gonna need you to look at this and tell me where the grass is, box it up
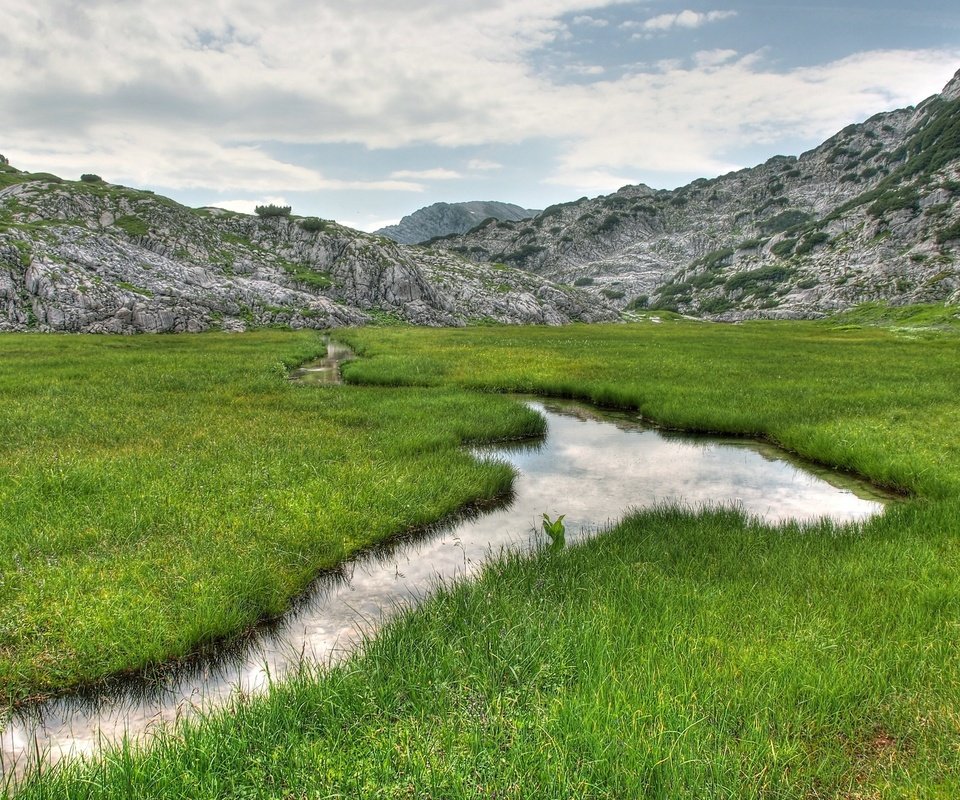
[113,215,149,238]
[0,331,543,704]
[6,320,960,797]
[826,301,960,332]
[338,321,960,499]
[15,506,960,798]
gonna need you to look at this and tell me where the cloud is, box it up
[639,9,737,32]
[0,0,958,205]
[572,15,608,27]
[542,48,960,187]
[5,130,427,194]
[564,63,606,76]
[467,159,504,171]
[389,168,463,180]
[543,168,641,193]
[693,49,739,68]
[340,217,402,233]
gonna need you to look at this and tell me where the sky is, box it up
[3,1,959,231]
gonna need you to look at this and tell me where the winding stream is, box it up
[0,342,889,782]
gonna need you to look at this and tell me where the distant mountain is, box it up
[433,68,960,319]
[375,201,540,245]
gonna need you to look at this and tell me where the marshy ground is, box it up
[3,316,960,797]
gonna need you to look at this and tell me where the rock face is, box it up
[4,69,959,333]
[433,69,960,318]
[375,201,539,245]
[0,176,613,333]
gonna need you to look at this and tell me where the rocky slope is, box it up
[0,173,612,333]
[375,201,539,245]
[432,69,960,318]
[4,70,959,333]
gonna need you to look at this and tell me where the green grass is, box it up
[17,506,960,798]
[280,264,333,290]
[113,215,149,238]
[7,320,960,798]
[115,281,154,297]
[0,332,543,703]
[826,301,960,332]
[339,322,960,498]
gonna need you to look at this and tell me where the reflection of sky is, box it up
[2,401,885,779]
[503,406,881,526]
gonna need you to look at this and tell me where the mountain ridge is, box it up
[375,200,540,245]
[0,174,613,333]
[2,68,958,332]
[430,68,960,318]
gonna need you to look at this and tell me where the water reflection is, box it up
[0,392,888,782]
[286,340,354,384]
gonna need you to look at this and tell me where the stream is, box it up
[0,342,889,782]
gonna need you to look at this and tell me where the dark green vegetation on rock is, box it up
[9,320,960,798]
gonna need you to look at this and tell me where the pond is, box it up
[0,345,889,781]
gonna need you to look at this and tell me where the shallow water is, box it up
[286,340,354,384]
[0,348,888,781]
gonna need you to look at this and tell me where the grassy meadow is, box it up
[0,331,543,702]
[6,317,960,798]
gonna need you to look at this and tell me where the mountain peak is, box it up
[941,68,960,102]
[375,200,539,244]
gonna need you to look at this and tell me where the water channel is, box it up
[0,342,890,782]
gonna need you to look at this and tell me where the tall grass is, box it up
[16,505,960,798]
[0,332,543,702]
[7,320,960,797]
[339,322,960,498]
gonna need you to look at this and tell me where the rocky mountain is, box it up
[375,201,539,245]
[0,173,613,333]
[431,69,960,319]
[4,70,958,334]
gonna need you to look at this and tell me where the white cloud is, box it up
[693,49,739,68]
[640,9,737,32]
[572,15,608,27]
[340,217,402,233]
[543,168,641,192]
[467,159,504,171]
[5,128,426,193]
[565,63,606,76]
[389,168,463,180]
[0,0,957,205]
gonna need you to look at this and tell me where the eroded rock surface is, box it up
[0,180,611,333]
[432,69,960,318]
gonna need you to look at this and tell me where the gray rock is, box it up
[376,201,540,245]
[0,182,607,333]
[432,69,960,319]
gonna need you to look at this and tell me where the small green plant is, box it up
[760,209,812,235]
[80,173,103,183]
[114,215,149,238]
[299,217,329,233]
[795,231,830,255]
[255,204,292,218]
[771,239,797,257]
[542,513,566,549]
[600,288,626,300]
[936,220,960,244]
